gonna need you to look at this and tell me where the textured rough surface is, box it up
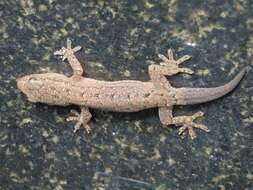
[0,0,252,190]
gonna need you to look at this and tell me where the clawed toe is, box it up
[66,109,80,121]
[194,124,210,132]
[178,125,197,139]
[180,68,194,74]
[192,111,204,119]
[177,55,191,64]
[66,116,79,121]
[73,120,91,134]
[70,109,79,117]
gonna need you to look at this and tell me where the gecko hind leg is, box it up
[66,107,92,133]
[158,107,209,139]
[158,49,194,74]
[148,49,193,84]
[173,111,209,139]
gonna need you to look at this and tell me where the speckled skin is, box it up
[17,72,173,111]
[17,39,245,139]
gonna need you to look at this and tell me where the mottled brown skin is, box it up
[17,39,246,139]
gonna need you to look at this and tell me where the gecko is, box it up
[16,39,246,139]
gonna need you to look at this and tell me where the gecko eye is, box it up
[26,76,43,90]
[28,77,39,83]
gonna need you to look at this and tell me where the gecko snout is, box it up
[16,75,42,103]
[17,76,26,91]
[16,75,37,94]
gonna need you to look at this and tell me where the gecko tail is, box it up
[176,67,247,105]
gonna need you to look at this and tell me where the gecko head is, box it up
[16,74,45,102]
[17,73,70,105]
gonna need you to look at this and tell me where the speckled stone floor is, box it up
[0,0,252,189]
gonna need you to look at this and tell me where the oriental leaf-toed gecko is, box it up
[17,39,246,139]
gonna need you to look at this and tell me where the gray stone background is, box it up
[0,0,252,189]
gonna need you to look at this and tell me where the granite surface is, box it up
[0,0,252,189]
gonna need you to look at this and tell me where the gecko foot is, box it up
[66,109,92,134]
[173,111,210,139]
[158,49,193,74]
[54,38,82,61]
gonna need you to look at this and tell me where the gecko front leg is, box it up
[54,38,83,77]
[54,39,92,133]
[158,107,209,139]
[66,107,92,133]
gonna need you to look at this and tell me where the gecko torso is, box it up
[18,73,175,111]
[17,39,246,139]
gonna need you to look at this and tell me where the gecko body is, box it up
[18,73,174,111]
[17,39,246,139]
